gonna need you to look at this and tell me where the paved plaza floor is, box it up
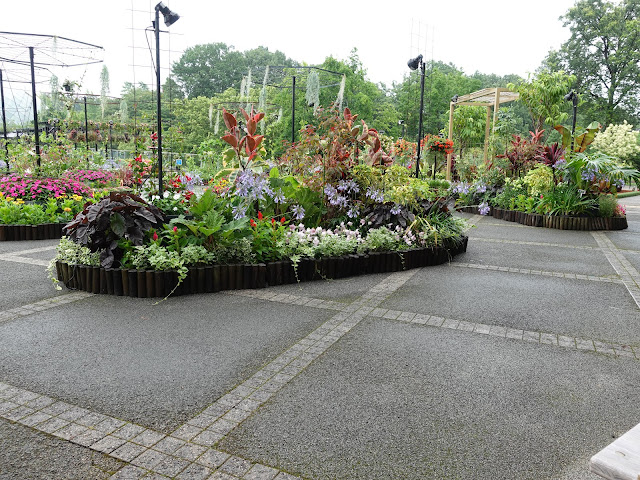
[0,196,639,479]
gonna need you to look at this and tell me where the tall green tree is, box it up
[172,43,296,98]
[547,0,640,125]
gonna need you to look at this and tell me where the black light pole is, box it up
[83,96,89,167]
[109,120,114,162]
[28,47,41,169]
[291,75,296,144]
[565,90,578,154]
[398,119,405,139]
[408,54,425,178]
[0,69,8,173]
[153,2,180,197]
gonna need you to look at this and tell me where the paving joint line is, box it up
[364,308,637,360]
[0,255,51,267]
[472,237,600,251]
[0,292,93,325]
[450,262,623,284]
[592,232,640,309]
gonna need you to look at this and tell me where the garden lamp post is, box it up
[153,1,179,196]
[0,69,8,173]
[83,96,89,167]
[408,54,425,178]
[109,120,114,162]
[565,90,578,154]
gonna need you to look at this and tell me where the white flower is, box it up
[173,193,181,200]
[163,191,170,198]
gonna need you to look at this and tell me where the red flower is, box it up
[280,217,285,224]
[152,231,158,241]
[173,226,178,233]
[271,218,275,225]
[257,211,263,220]
[250,219,256,227]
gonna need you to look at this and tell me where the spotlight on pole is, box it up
[153,2,179,197]
[407,54,425,178]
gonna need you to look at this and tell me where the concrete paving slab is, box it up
[604,230,640,251]
[470,223,599,246]
[0,418,123,479]
[0,260,66,310]
[0,239,59,255]
[454,240,617,277]
[265,272,391,303]
[0,294,334,433]
[219,318,640,480]
[379,266,640,346]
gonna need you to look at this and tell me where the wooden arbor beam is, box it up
[445,87,519,181]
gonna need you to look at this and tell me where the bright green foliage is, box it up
[447,105,487,158]
[598,194,618,217]
[592,121,640,162]
[523,164,554,195]
[508,70,575,132]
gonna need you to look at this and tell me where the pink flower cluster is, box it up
[62,169,116,185]
[0,175,93,202]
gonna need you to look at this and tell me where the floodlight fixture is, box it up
[407,54,423,71]
[451,94,459,103]
[156,2,180,27]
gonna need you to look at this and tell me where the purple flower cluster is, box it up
[475,183,487,193]
[235,170,274,202]
[450,182,470,195]
[325,184,349,208]
[365,187,384,203]
[478,202,491,216]
[337,179,359,194]
[291,204,305,220]
[179,172,203,190]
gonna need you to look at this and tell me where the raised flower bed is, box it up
[0,222,66,241]
[54,237,468,298]
[457,205,627,230]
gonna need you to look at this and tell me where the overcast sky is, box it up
[3,0,576,120]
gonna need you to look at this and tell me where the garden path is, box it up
[0,196,639,479]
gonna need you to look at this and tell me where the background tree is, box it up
[507,70,575,134]
[546,0,640,125]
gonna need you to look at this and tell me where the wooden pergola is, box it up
[446,87,519,180]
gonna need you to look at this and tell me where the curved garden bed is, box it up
[54,237,468,297]
[458,206,627,231]
[0,223,66,241]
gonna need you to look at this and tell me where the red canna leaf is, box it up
[247,119,257,136]
[253,135,264,151]
[246,136,256,152]
[222,134,238,148]
[240,108,250,122]
[222,109,236,130]
[253,112,265,123]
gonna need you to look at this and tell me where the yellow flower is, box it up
[63,207,72,212]
[6,196,13,201]
[72,195,83,202]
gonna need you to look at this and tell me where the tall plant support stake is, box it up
[0,69,8,172]
[29,47,41,169]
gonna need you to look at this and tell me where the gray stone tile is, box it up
[130,448,169,469]
[114,423,147,440]
[153,436,187,454]
[243,463,280,480]
[176,463,213,480]
[174,443,208,462]
[131,429,166,447]
[220,455,252,476]
[111,442,148,462]
[153,455,192,477]
[195,448,230,469]
[110,465,148,480]
[90,434,127,454]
